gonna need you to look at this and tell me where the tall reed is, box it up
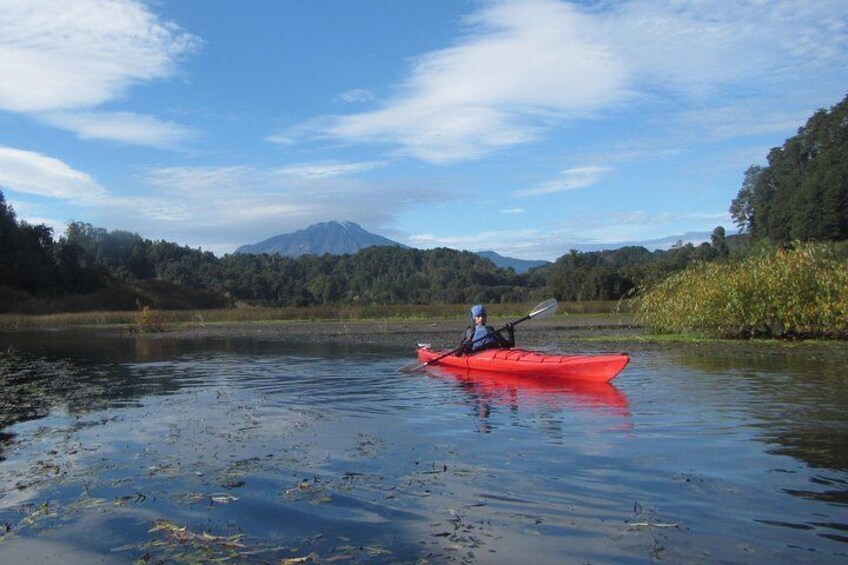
[639,242,848,338]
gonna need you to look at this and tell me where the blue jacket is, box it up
[461,324,515,353]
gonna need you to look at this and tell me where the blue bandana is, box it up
[471,304,486,319]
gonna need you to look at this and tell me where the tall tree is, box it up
[730,94,848,242]
[0,191,58,293]
[0,192,16,287]
[710,226,729,257]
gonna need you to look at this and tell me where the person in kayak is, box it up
[460,304,514,354]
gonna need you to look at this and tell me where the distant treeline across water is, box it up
[0,206,730,312]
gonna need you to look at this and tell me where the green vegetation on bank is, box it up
[639,242,848,339]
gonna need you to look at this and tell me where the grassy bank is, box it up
[0,300,633,331]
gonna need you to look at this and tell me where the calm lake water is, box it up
[1,330,846,564]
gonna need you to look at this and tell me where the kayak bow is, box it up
[416,346,629,383]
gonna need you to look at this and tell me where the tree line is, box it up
[2,92,845,313]
[1,194,733,312]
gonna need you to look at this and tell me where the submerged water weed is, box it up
[1,496,124,543]
[138,519,247,562]
[639,242,848,339]
[131,519,394,564]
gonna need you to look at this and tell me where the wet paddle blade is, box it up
[528,298,557,320]
[398,360,429,373]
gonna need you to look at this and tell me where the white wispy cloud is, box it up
[143,165,254,194]
[408,229,544,251]
[677,104,814,141]
[577,210,731,244]
[40,111,198,149]
[273,161,386,180]
[126,162,444,251]
[0,0,199,145]
[0,146,108,202]
[569,143,683,167]
[514,166,611,197]
[274,0,630,163]
[601,0,848,99]
[337,89,377,104]
[0,152,413,252]
[408,227,567,260]
[143,160,386,192]
[408,209,732,260]
[276,0,847,164]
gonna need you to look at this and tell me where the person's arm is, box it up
[491,323,515,348]
[457,326,473,355]
[503,323,515,348]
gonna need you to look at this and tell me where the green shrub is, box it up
[639,242,848,339]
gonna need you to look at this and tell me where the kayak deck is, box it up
[416,346,629,383]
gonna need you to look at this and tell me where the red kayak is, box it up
[416,346,629,383]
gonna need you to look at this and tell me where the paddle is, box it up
[398,298,558,373]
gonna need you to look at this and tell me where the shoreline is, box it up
[150,315,639,345]
[3,316,845,360]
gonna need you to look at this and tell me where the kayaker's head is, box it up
[471,304,487,324]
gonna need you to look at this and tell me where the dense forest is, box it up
[0,192,732,313]
[1,93,846,314]
[730,94,848,241]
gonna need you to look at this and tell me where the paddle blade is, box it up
[398,360,428,373]
[529,298,558,320]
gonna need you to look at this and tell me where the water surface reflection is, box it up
[0,332,846,563]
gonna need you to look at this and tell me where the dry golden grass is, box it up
[0,300,632,331]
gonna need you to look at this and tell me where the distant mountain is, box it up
[476,251,550,274]
[236,221,405,257]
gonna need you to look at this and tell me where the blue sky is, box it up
[1,0,846,260]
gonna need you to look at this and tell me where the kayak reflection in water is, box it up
[460,304,515,354]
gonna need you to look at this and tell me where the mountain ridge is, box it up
[236,221,406,257]
[236,222,548,271]
[476,251,550,274]
[236,221,714,265]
